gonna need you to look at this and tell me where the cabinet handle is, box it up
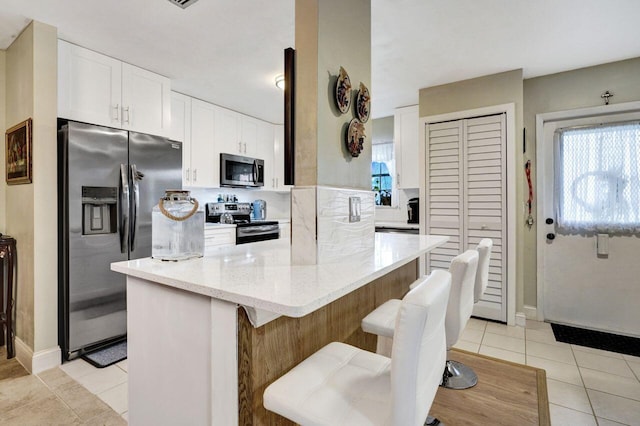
[112,104,120,122]
[396,173,400,186]
[272,178,274,188]
[238,142,242,153]
[276,177,279,187]
[123,106,130,124]
[193,169,197,182]
[185,168,190,182]
[244,143,247,154]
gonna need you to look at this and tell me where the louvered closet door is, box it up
[426,114,506,322]
[426,121,464,271]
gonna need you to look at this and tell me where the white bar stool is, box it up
[263,270,452,426]
[362,249,481,389]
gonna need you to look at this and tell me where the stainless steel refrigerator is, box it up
[58,120,182,360]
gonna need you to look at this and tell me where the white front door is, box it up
[538,107,640,337]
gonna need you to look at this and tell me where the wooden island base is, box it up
[238,259,418,425]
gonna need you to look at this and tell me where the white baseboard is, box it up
[14,337,61,374]
[515,312,527,327]
[15,337,33,373]
[523,305,538,321]
[32,346,61,374]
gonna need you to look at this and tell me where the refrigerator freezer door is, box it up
[128,132,182,260]
[64,122,129,354]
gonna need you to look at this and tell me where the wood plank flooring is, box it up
[431,349,550,425]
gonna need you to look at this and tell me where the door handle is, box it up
[130,164,141,251]
[119,164,130,254]
[112,104,120,122]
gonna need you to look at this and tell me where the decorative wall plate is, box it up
[335,66,352,114]
[356,82,370,123]
[346,118,366,157]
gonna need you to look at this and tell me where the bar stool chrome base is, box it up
[441,359,478,389]
[426,415,444,425]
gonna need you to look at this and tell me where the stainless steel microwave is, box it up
[220,153,265,187]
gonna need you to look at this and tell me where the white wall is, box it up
[4,21,58,368]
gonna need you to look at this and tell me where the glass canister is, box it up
[152,190,204,261]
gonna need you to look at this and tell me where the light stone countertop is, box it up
[204,223,237,230]
[111,233,448,318]
[375,221,420,230]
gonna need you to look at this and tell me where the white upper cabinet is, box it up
[272,124,291,191]
[58,40,122,128]
[170,92,192,186]
[394,105,420,189]
[121,63,171,137]
[170,92,281,190]
[190,99,217,187]
[213,105,240,156]
[239,116,258,156]
[58,40,171,137]
[255,120,274,190]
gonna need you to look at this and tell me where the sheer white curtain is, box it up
[372,142,395,177]
[372,142,396,207]
[555,122,640,233]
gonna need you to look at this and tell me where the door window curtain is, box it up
[555,121,640,233]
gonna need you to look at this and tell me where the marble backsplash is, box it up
[291,186,375,264]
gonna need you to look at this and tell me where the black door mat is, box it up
[551,323,640,358]
[81,340,127,368]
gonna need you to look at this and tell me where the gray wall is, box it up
[522,57,640,307]
[295,0,371,190]
[372,116,393,144]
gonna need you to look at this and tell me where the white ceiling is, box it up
[1,0,640,124]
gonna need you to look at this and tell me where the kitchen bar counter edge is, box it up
[111,233,448,319]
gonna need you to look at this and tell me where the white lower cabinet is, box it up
[204,227,236,253]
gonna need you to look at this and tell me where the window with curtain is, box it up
[371,142,395,206]
[555,121,640,233]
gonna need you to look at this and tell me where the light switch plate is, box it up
[349,196,361,223]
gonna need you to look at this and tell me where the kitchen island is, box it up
[111,233,448,425]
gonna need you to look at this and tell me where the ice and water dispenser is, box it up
[82,186,117,235]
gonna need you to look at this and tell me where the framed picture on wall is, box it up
[5,118,33,185]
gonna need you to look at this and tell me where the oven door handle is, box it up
[239,225,279,234]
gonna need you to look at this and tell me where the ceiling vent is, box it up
[167,0,200,9]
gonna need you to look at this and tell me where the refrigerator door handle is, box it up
[119,164,130,254]
[130,164,140,251]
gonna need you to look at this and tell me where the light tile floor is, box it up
[453,318,640,426]
[58,358,129,422]
[7,318,638,425]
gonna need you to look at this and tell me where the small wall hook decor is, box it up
[601,90,614,105]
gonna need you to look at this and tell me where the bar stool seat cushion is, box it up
[361,299,401,338]
[264,341,393,425]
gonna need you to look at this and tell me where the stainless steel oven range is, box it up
[205,202,280,244]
